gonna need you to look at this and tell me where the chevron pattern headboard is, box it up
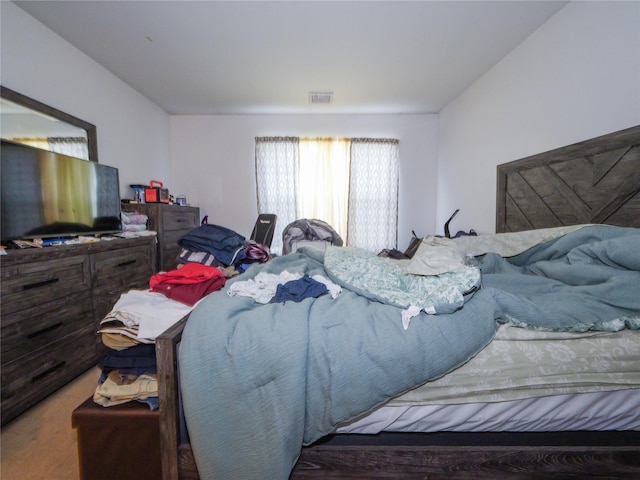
[496,125,640,233]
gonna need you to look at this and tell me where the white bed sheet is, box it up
[336,388,640,434]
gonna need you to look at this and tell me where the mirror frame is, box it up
[1,85,98,163]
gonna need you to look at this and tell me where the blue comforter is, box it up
[178,225,640,479]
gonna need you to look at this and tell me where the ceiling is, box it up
[14,0,569,115]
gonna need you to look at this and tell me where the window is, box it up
[298,138,351,238]
[255,137,399,254]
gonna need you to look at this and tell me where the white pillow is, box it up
[405,225,588,276]
[404,238,465,276]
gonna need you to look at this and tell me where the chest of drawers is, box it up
[0,236,156,424]
[121,203,199,272]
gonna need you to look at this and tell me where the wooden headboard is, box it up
[496,125,640,233]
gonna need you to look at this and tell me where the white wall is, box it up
[438,1,640,234]
[8,1,637,242]
[170,114,437,249]
[0,1,171,198]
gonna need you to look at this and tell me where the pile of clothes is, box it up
[94,221,274,409]
[120,210,148,233]
[94,263,228,409]
[93,343,159,409]
[177,222,271,274]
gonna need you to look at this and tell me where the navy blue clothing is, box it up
[100,344,157,375]
[270,274,328,303]
[179,224,246,266]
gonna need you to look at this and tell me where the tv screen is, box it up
[1,140,122,243]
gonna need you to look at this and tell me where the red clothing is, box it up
[150,263,226,306]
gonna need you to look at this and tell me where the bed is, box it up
[156,125,640,479]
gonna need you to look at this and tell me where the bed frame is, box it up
[496,125,640,233]
[157,125,640,479]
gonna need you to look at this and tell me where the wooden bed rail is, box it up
[156,314,190,480]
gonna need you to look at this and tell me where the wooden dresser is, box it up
[121,203,199,272]
[0,236,156,425]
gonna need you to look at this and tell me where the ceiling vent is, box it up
[309,92,333,104]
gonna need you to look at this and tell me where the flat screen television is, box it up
[1,140,122,243]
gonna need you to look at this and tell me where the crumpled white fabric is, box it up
[401,306,422,330]
[227,271,342,304]
[227,271,302,304]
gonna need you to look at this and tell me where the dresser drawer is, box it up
[164,228,191,246]
[92,244,154,297]
[1,290,93,365]
[162,207,199,231]
[93,293,124,325]
[160,246,182,272]
[161,229,193,271]
[0,255,90,316]
[1,324,100,424]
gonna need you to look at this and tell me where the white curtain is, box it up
[298,138,350,240]
[255,137,299,255]
[348,138,399,252]
[6,136,89,160]
[48,137,90,160]
[255,136,399,254]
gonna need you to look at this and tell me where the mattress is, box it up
[336,324,640,434]
[336,389,640,434]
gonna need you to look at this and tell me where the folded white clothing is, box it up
[103,289,193,341]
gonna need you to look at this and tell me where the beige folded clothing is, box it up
[93,371,158,408]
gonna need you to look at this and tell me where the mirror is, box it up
[0,85,98,162]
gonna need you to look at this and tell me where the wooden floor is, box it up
[1,366,100,480]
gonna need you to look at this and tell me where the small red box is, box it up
[145,180,169,203]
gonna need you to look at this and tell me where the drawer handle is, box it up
[117,259,137,267]
[32,361,66,383]
[27,322,63,340]
[23,278,59,290]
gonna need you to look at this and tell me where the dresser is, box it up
[121,203,200,272]
[0,236,156,425]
